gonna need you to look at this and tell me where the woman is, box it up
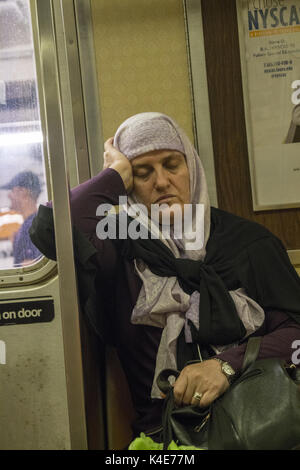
[31,112,300,439]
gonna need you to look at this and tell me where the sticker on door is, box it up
[0,299,54,326]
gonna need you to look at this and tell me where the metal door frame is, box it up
[31,0,88,449]
[74,0,104,177]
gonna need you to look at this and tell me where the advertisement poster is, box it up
[237,0,300,210]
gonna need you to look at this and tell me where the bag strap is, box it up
[241,336,262,372]
[156,369,180,395]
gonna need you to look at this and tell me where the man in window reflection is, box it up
[0,171,42,267]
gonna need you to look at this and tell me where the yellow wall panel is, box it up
[90,0,194,142]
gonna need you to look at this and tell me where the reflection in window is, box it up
[0,0,47,269]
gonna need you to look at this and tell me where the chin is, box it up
[157,203,184,227]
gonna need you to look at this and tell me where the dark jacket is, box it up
[30,168,300,436]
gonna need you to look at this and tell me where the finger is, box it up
[104,137,114,151]
[173,374,188,407]
[103,151,113,169]
[191,391,204,407]
[173,367,199,406]
[181,383,198,406]
[198,389,219,408]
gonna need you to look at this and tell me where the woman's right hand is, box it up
[103,138,133,193]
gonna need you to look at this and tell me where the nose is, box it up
[154,167,170,190]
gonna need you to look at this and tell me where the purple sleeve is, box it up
[215,309,300,371]
[69,168,127,277]
[70,168,126,230]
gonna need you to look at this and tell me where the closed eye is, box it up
[164,157,182,171]
[165,163,179,170]
[133,168,152,179]
[132,153,185,177]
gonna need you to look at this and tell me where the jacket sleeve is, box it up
[217,236,300,371]
[31,168,127,279]
[216,309,300,372]
[30,168,128,342]
[69,168,127,278]
[235,235,300,324]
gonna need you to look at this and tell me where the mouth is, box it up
[154,194,176,204]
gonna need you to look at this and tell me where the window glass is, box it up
[0,0,47,269]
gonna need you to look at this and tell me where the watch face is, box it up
[222,363,235,376]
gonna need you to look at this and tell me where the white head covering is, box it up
[113,112,264,398]
[114,112,211,259]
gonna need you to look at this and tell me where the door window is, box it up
[0,0,47,269]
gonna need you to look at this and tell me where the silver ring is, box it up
[193,392,203,401]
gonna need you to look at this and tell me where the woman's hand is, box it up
[103,138,133,193]
[173,359,230,407]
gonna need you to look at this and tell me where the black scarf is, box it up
[30,205,300,350]
[119,206,300,348]
[121,229,246,346]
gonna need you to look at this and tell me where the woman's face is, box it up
[131,149,190,224]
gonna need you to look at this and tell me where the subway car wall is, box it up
[0,0,299,451]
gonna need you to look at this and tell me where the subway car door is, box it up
[0,0,105,450]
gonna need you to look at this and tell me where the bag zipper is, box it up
[194,412,210,433]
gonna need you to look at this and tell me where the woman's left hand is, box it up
[172,359,230,408]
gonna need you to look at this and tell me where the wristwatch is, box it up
[213,358,236,384]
